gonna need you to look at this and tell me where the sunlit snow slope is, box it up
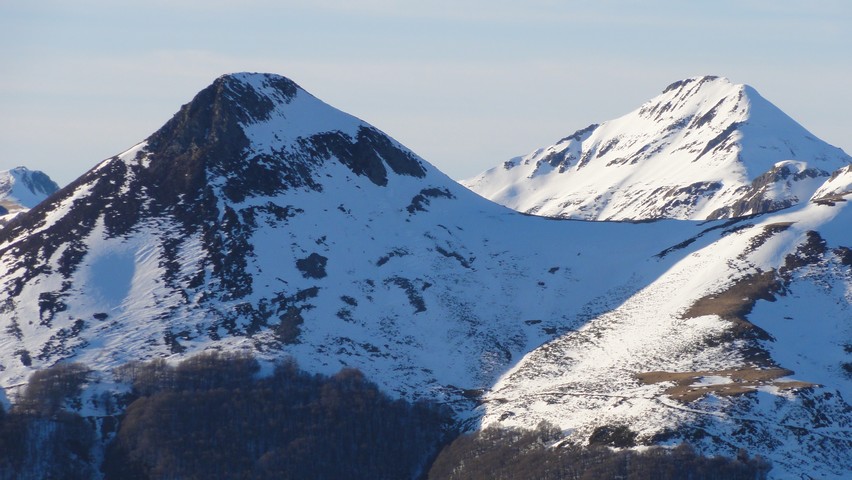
[463,76,851,221]
[482,191,852,477]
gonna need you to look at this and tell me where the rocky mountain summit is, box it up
[463,76,852,221]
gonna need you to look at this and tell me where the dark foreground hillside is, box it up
[1,353,454,480]
[0,354,771,480]
[428,423,772,480]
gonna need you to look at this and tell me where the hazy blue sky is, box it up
[2,1,850,185]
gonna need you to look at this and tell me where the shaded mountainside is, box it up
[463,76,852,221]
[0,353,455,480]
[0,73,849,478]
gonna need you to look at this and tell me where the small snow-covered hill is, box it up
[0,167,60,223]
[463,76,851,221]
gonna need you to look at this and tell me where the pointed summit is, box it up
[137,72,427,204]
[1,73,432,239]
[0,71,477,392]
[0,73,449,353]
[463,75,852,220]
[0,166,60,206]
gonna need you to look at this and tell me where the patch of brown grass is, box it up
[683,269,782,350]
[636,368,815,403]
[741,222,793,256]
[683,270,783,322]
[683,224,793,330]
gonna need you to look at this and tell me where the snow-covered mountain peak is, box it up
[0,72,483,392]
[205,72,365,141]
[643,75,746,122]
[135,72,428,202]
[464,76,851,221]
[0,166,59,208]
[0,166,60,224]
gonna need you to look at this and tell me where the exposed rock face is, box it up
[464,76,852,221]
[706,162,831,219]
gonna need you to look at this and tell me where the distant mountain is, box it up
[0,167,60,223]
[0,73,848,478]
[463,76,852,221]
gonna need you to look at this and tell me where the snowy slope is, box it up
[811,164,852,203]
[0,73,848,478]
[0,167,60,224]
[481,192,852,477]
[463,76,852,221]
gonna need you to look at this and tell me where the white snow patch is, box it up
[690,375,732,387]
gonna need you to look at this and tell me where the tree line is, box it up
[104,351,455,479]
[0,352,455,479]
